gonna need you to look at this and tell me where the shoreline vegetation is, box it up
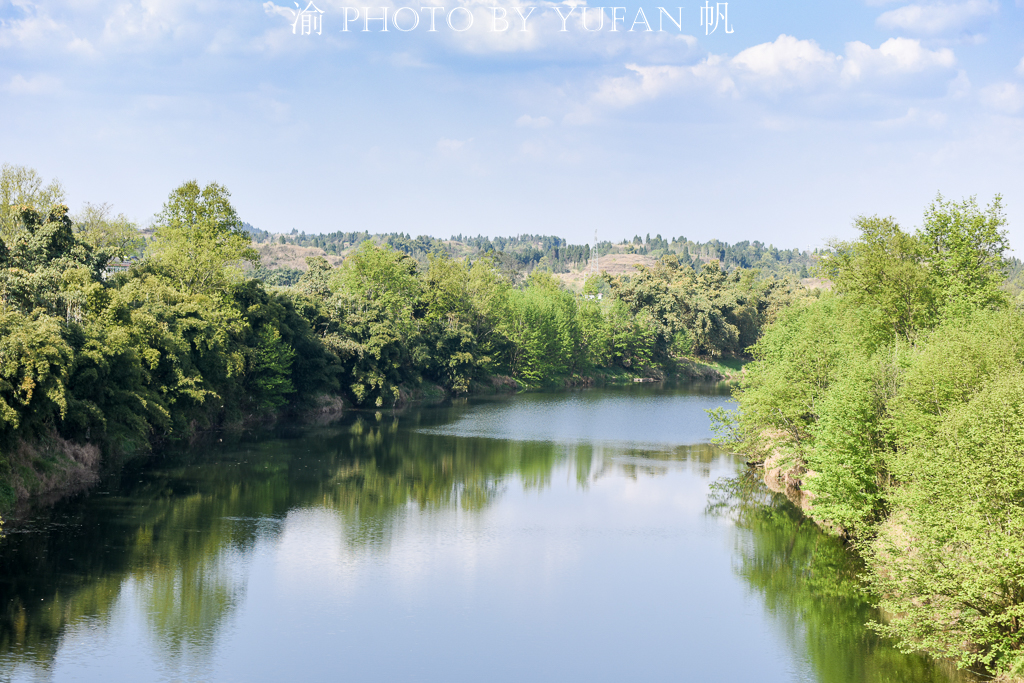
[714,194,1024,681]
[0,165,777,513]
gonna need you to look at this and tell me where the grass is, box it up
[688,354,748,378]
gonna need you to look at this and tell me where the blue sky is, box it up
[2,0,1023,249]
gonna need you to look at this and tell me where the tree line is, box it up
[719,194,1024,679]
[0,164,803,509]
[251,224,819,279]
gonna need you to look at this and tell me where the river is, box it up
[0,383,965,682]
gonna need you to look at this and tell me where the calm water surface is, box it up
[0,383,964,682]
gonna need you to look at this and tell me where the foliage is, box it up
[921,193,1009,317]
[0,165,810,519]
[146,181,259,295]
[0,173,339,500]
[73,202,142,261]
[0,308,72,433]
[276,243,799,405]
[606,257,799,360]
[325,241,422,407]
[821,215,933,347]
[804,353,896,535]
[263,227,819,280]
[0,165,65,240]
[727,297,856,461]
[870,368,1024,673]
[726,194,1024,677]
[418,252,482,394]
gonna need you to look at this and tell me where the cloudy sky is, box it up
[2,0,1023,248]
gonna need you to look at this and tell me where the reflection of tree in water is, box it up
[314,416,564,547]
[0,408,728,678]
[0,477,274,680]
[708,473,972,683]
[129,546,248,678]
[609,443,721,481]
[0,413,590,674]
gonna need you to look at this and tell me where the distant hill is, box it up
[247,228,822,288]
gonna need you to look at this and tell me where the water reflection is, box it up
[420,382,732,447]
[709,473,971,683]
[0,385,964,683]
[1,390,724,677]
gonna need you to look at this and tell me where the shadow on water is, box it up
[0,384,971,682]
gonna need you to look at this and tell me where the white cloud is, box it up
[0,0,697,62]
[1016,56,1024,77]
[67,36,98,56]
[101,0,213,48]
[516,114,552,128]
[589,36,957,110]
[0,2,94,54]
[842,38,955,81]
[731,35,840,91]
[262,2,296,23]
[592,56,735,107]
[947,68,971,98]
[979,82,1024,114]
[0,9,64,47]
[103,2,172,43]
[876,0,998,35]
[434,4,548,55]
[6,74,63,95]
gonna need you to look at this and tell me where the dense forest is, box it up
[718,194,1024,680]
[0,164,806,511]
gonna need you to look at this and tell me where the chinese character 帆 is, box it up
[700,1,733,35]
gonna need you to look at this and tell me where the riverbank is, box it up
[755,452,1024,683]
[0,432,100,511]
[0,356,741,515]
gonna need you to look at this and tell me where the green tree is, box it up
[729,297,857,462]
[326,242,422,406]
[605,260,690,359]
[0,308,73,435]
[727,194,1024,678]
[418,253,480,394]
[820,216,932,347]
[74,202,141,261]
[920,193,1009,317]
[803,354,895,536]
[296,256,333,298]
[870,367,1024,674]
[0,165,66,240]
[604,301,657,370]
[147,181,258,295]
